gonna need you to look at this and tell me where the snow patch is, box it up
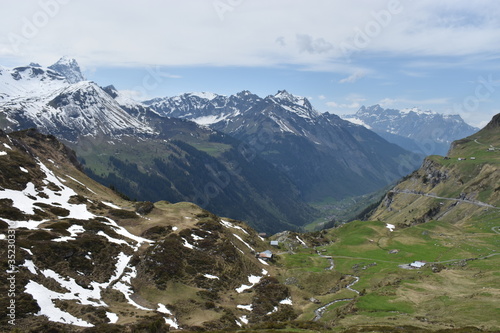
[21,247,33,255]
[279,297,293,305]
[106,312,119,324]
[386,223,395,232]
[258,258,269,265]
[191,233,204,241]
[52,224,85,242]
[157,303,173,315]
[182,238,195,249]
[102,201,121,209]
[203,274,219,279]
[221,219,248,234]
[164,317,179,329]
[232,233,254,252]
[97,231,130,246]
[25,280,94,327]
[237,304,253,311]
[295,236,306,246]
[236,275,263,293]
[344,117,372,129]
[21,259,38,275]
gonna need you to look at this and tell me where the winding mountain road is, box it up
[390,189,498,209]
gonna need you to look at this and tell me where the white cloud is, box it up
[378,97,450,108]
[1,0,498,70]
[339,70,366,83]
[296,34,334,54]
[326,101,361,110]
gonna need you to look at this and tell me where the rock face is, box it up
[369,113,500,226]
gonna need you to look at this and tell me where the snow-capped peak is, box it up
[400,107,434,115]
[48,56,85,84]
[269,90,318,119]
[188,92,219,100]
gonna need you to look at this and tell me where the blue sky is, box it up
[1,0,500,127]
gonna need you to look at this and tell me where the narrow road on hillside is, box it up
[492,226,500,234]
[390,189,498,209]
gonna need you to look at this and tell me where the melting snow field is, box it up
[0,161,95,221]
[25,281,94,327]
[3,159,157,327]
[386,223,395,232]
[235,271,267,293]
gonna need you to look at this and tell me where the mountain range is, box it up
[0,58,424,231]
[145,90,420,202]
[343,105,479,156]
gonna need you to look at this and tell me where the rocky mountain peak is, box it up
[48,56,85,84]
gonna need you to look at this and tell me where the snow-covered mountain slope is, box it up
[146,91,421,202]
[0,129,292,331]
[0,62,156,141]
[0,64,68,103]
[343,105,479,156]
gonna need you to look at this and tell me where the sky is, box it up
[1,0,500,127]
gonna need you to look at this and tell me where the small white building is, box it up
[410,261,426,268]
